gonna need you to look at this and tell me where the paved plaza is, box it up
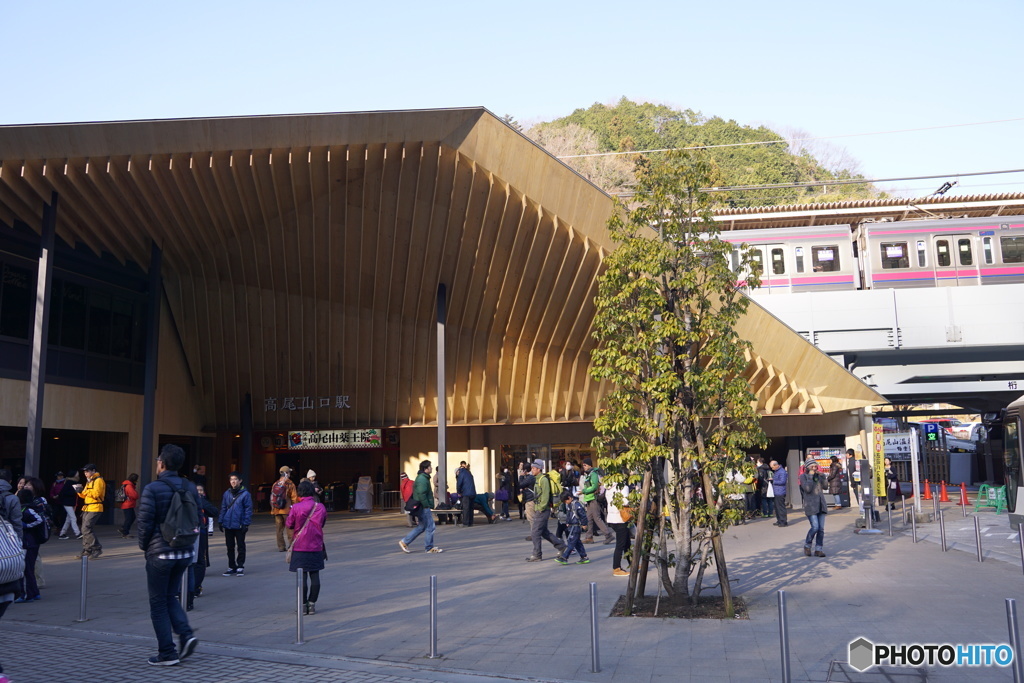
[1,498,1021,682]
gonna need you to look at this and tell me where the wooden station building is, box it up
[0,108,883,505]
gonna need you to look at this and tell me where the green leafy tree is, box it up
[590,150,767,615]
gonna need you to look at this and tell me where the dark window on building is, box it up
[0,263,33,339]
[87,291,112,355]
[59,282,87,350]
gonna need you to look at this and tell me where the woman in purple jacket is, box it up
[285,481,327,615]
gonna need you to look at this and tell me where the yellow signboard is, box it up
[872,421,886,498]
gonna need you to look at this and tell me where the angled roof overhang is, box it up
[0,108,882,430]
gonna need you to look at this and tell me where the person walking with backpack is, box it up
[271,467,298,552]
[398,461,443,554]
[118,473,140,538]
[74,464,105,559]
[136,444,199,666]
[219,472,252,576]
[54,472,80,540]
[553,491,590,565]
[526,459,566,562]
[580,459,612,545]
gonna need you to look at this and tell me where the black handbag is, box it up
[404,498,421,513]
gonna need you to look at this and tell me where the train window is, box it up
[750,249,764,275]
[794,247,804,273]
[880,242,909,269]
[958,239,973,266]
[936,239,951,267]
[811,245,840,272]
[1000,236,1024,263]
[916,240,927,267]
[770,248,785,275]
[983,237,994,264]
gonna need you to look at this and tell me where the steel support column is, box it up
[241,393,253,490]
[25,192,58,478]
[140,242,162,483]
[436,284,447,497]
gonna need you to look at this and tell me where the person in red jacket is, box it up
[119,473,140,538]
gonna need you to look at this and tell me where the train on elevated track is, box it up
[721,215,1024,293]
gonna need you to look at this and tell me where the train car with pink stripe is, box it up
[721,216,1024,293]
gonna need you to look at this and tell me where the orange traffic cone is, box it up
[922,480,932,500]
[939,481,951,502]
[958,482,970,507]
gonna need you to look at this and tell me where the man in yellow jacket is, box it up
[75,464,106,559]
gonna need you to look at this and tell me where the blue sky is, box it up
[4,0,1022,197]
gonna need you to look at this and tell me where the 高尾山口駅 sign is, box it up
[288,429,382,449]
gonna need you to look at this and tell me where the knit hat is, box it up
[400,472,409,480]
[804,459,819,469]
[306,469,316,479]
[279,466,292,475]
[531,459,544,471]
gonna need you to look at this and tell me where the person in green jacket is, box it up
[581,459,612,544]
[398,461,444,554]
[526,459,566,562]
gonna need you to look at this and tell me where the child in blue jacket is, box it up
[555,491,590,565]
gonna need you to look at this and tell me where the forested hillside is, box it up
[523,98,881,206]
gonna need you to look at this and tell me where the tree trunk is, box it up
[625,466,653,615]
[701,468,734,618]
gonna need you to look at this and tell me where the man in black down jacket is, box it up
[137,445,199,666]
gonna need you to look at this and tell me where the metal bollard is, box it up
[887,504,892,537]
[939,510,947,552]
[778,590,791,683]
[428,575,441,658]
[933,486,939,517]
[901,497,907,526]
[295,567,305,645]
[589,582,601,673]
[179,570,188,612]
[74,555,89,622]
[1007,599,1023,683]
[911,506,918,543]
[974,517,983,563]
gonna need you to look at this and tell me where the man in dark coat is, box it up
[137,444,199,666]
[455,461,476,527]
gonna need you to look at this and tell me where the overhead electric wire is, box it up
[699,168,1024,193]
[557,116,1024,160]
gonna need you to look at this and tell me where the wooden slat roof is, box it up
[0,108,883,430]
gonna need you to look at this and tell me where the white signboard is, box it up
[883,432,914,461]
[288,429,382,450]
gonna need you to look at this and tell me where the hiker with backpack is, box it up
[219,472,252,577]
[117,473,140,538]
[581,459,612,545]
[526,459,567,562]
[136,444,200,666]
[74,464,105,559]
[399,473,416,527]
[271,466,298,552]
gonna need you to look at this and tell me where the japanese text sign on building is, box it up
[264,395,351,411]
[883,432,915,461]
[287,429,382,450]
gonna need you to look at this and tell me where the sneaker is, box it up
[554,558,569,565]
[58,535,69,540]
[582,538,595,544]
[179,636,198,660]
[577,558,591,564]
[525,555,543,562]
[814,550,827,557]
[89,549,102,559]
[194,586,203,597]
[428,547,444,553]
[75,534,83,540]
[803,546,812,557]
[235,567,244,576]
[399,540,411,553]
[603,536,614,545]
[613,568,630,576]
[222,569,236,576]
[147,655,180,666]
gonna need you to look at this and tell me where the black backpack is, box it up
[159,480,200,548]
